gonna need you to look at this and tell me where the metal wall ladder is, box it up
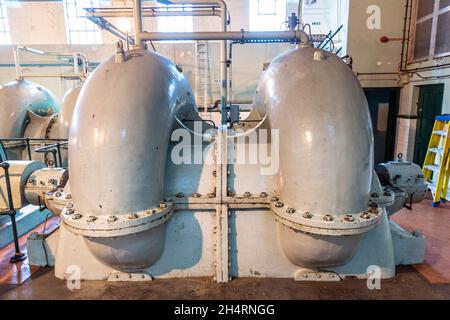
[195,41,212,114]
[423,115,450,207]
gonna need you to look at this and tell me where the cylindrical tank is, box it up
[0,80,59,138]
[255,45,376,268]
[46,83,82,167]
[57,83,83,139]
[63,48,197,270]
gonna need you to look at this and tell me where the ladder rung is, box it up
[426,181,450,194]
[429,147,444,155]
[427,181,437,191]
[424,164,440,171]
[433,130,447,136]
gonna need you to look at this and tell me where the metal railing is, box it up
[0,138,68,167]
[0,162,26,263]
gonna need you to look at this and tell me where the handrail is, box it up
[14,46,89,80]
[0,162,26,263]
[0,138,68,167]
[34,141,68,168]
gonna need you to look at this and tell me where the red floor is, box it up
[392,195,450,284]
[0,216,59,285]
[0,198,449,286]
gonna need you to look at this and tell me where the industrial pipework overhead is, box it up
[0,0,428,283]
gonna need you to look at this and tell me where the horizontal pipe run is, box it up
[139,30,311,43]
[15,46,74,60]
[17,73,87,79]
[34,141,69,153]
[14,46,89,80]
[0,138,68,142]
[86,8,221,18]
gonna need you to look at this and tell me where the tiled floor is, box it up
[0,216,59,285]
[0,197,449,299]
[392,196,450,284]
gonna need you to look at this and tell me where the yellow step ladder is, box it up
[423,115,450,207]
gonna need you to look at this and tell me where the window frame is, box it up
[63,0,102,45]
[156,4,194,34]
[409,0,450,63]
[0,0,10,45]
[249,0,287,32]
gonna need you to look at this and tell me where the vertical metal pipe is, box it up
[219,1,228,125]
[157,1,229,124]
[9,212,22,259]
[26,137,32,161]
[133,0,143,47]
[0,162,25,261]
[56,143,63,167]
[13,47,23,80]
[51,150,58,167]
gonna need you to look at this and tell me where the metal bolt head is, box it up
[107,216,118,223]
[260,192,268,198]
[303,212,313,219]
[227,191,236,197]
[361,212,371,220]
[212,170,217,177]
[323,215,334,222]
[244,192,252,198]
[65,208,74,215]
[128,213,139,220]
[193,193,201,198]
[87,216,97,222]
[159,201,167,208]
[275,202,284,208]
[207,192,216,198]
[286,207,296,214]
[67,203,74,209]
[176,192,185,198]
[55,192,62,198]
[72,213,82,220]
[65,194,72,200]
[370,207,379,215]
[344,214,355,222]
[271,196,279,202]
[371,193,380,199]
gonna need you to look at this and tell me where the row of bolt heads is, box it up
[175,191,269,199]
[271,197,377,222]
[64,200,170,222]
[28,178,59,186]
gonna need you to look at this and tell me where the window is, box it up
[411,0,450,61]
[157,4,193,33]
[63,0,102,44]
[249,0,287,31]
[0,0,10,45]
